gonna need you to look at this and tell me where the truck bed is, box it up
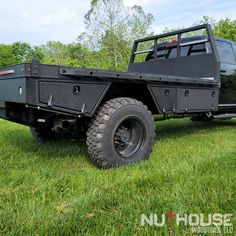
[0,25,222,121]
[0,61,219,118]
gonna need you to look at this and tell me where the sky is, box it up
[0,0,235,45]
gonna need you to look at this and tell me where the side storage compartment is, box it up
[178,87,219,112]
[0,64,28,104]
[149,85,219,113]
[37,81,110,115]
[149,86,179,112]
[0,78,27,103]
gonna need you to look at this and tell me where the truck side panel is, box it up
[149,85,219,113]
[37,80,110,115]
[0,64,28,104]
[0,78,27,103]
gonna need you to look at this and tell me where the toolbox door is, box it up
[37,81,109,115]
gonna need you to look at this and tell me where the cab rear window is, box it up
[233,44,236,58]
[146,42,207,61]
[216,41,236,64]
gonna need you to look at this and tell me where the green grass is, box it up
[0,118,235,235]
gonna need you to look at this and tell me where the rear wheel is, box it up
[86,97,155,169]
[30,127,56,142]
[191,114,213,122]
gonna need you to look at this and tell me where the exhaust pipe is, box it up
[213,113,236,120]
[53,119,77,131]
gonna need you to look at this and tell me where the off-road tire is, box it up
[86,97,155,169]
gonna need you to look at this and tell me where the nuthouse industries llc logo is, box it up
[140,212,234,234]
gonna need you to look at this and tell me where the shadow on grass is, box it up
[155,119,236,141]
[1,129,88,160]
[1,119,236,161]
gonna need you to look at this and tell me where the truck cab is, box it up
[215,38,236,104]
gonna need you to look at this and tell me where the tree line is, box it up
[0,0,235,71]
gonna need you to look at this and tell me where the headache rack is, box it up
[128,24,221,83]
[130,24,219,62]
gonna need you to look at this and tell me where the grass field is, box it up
[0,118,235,235]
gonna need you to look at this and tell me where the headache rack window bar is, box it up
[134,49,154,55]
[134,39,209,56]
[180,39,208,47]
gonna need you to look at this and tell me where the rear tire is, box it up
[191,114,213,122]
[86,97,155,169]
[30,127,56,142]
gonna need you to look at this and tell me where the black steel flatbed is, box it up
[0,24,235,168]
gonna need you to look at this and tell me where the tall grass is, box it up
[0,119,235,235]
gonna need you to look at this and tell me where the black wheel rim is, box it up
[114,117,146,158]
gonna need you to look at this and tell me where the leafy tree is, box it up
[79,0,154,70]
[99,31,131,70]
[161,16,236,42]
[197,16,236,41]
[42,41,69,65]
[82,0,126,49]
[0,42,36,66]
[11,42,31,62]
[127,5,154,42]
[26,46,45,62]
[66,43,91,67]
[0,44,15,67]
[212,18,236,42]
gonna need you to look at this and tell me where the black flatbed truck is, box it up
[0,24,235,168]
